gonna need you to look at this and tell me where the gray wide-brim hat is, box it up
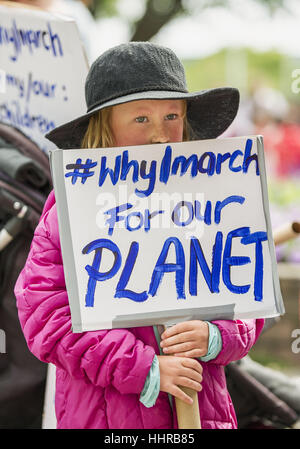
[46,42,240,149]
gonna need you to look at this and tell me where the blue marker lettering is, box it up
[214,195,245,224]
[99,155,121,187]
[194,200,205,222]
[171,153,198,177]
[159,145,172,184]
[0,20,63,62]
[171,201,194,227]
[0,100,55,133]
[47,22,63,57]
[216,152,231,174]
[243,139,259,175]
[229,150,243,172]
[204,201,212,225]
[135,159,156,197]
[149,237,185,299]
[82,239,122,307]
[115,242,148,302]
[120,150,139,182]
[144,209,164,232]
[222,227,251,294]
[198,152,216,176]
[104,203,133,235]
[241,231,268,301]
[189,233,222,295]
[125,211,144,232]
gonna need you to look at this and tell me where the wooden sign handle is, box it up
[175,387,201,429]
[163,325,201,429]
[273,221,300,246]
[0,1,43,11]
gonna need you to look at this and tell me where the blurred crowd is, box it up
[250,87,300,179]
[227,85,300,263]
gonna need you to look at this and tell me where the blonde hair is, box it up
[81,107,113,149]
[81,101,191,149]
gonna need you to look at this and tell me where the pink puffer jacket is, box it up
[15,190,264,429]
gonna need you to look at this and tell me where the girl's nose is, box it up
[150,124,169,144]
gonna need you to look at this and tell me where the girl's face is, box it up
[109,99,185,147]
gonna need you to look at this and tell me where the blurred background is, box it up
[1,0,299,429]
[78,0,300,372]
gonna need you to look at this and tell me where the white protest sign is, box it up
[0,3,89,153]
[50,136,284,333]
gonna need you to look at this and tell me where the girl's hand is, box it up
[160,320,209,358]
[157,355,203,405]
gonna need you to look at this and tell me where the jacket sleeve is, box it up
[14,194,155,396]
[208,318,265,366]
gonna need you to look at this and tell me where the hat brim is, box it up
[46,87,239,149]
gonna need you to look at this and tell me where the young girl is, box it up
[15,42,264,429]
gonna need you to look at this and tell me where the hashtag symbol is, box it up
[65,158,97,185]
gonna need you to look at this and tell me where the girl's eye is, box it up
[135,116,148,123]
[165,113,178,120]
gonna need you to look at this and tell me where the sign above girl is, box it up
[50,135,284,332]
